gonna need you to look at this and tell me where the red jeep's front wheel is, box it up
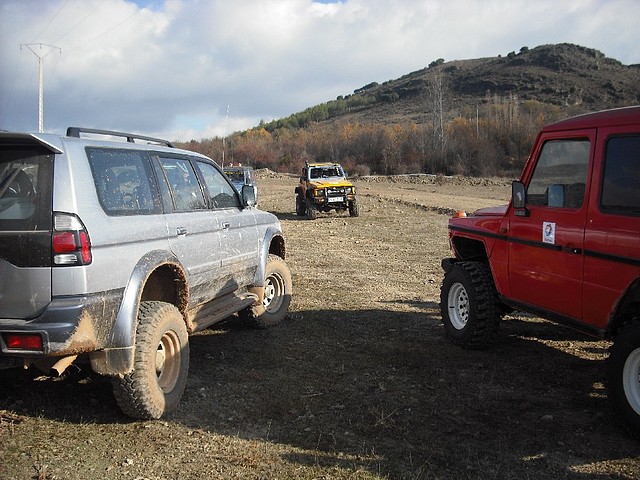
[607,321,640,433]
[440,261,501,349]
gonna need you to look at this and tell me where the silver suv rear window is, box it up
[0,147,53,227]
[0,146,54,267]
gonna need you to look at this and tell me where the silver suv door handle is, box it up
[176,227,187,236]
[222,222,230,230]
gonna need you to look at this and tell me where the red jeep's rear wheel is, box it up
[440,261,501,349]
[607,321,640,433]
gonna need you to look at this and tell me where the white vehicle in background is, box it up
[223,164,258,205]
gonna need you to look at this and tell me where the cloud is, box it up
[1,0,638,141]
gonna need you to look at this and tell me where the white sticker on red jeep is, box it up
[543,221,556,244]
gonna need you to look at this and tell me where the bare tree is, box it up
[427,67,449,155]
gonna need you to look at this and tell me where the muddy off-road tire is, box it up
[306,201,317,220]
[240,255,292,328]
[112,301,189,420]
[296,194,306,216]
[440,261,501,349]
[607,321,640,433]
[349,198,359,217]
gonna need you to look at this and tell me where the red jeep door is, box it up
[508,130,594,319]
[583,129,640,330]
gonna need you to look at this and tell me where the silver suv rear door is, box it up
[0,136,56,319]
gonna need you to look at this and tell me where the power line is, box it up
[222,105,230,169]
[20,44,62,133]
[52,2,101,44]
[34,0,71,41]
[65,8,141,53]
[42,2,143,55]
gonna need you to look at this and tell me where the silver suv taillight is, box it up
[52,213,92,266]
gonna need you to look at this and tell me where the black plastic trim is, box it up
[499,295,607,338]
[449,225,508,242]
[584,249,640,267]
[450,225,639,266]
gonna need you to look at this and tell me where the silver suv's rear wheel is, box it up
[112,301,189,419]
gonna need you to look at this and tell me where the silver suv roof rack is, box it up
[66,127,175,148]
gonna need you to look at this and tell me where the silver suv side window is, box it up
[526,139,590,208]
[87,148,159,215]
[158,157,207,211]
[601,135,640,214]
[197,161,240,209]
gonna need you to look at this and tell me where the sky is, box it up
[1,0,639,142]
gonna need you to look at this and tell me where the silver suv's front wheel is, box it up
[241,255,292,328]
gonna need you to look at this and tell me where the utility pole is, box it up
[21,43,61,132]
[221,104,229,169]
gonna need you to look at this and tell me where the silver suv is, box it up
[0,127,292,419]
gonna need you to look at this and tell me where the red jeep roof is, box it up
[542,105,640,133]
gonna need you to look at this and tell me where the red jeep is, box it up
[440,106,640,431]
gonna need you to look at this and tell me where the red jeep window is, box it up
[601,135,640,215]
[526,139,590,208]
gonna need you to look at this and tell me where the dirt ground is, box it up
[1,173,639,480]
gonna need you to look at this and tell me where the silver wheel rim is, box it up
[447,282,469,330]
[156,330,181,392]
[263,272,285,313]
[623,347,640,416]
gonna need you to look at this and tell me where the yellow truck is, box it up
[295,162,359,219]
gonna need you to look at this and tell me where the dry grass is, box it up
[1,175,639,479]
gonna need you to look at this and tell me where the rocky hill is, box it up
[265,43,640,129]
